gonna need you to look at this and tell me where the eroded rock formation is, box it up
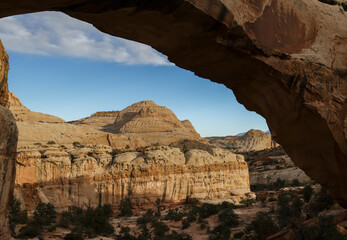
[14,144,251,211]
[109,101,202,145]
[207,129,277,152]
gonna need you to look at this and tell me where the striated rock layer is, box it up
[0,0,345,207]
[207,129,277,152]
[109,101,203,145]
[14,145,251,211]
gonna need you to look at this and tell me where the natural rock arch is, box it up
[0,0,346,238]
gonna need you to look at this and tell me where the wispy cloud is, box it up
[0,12,172,66]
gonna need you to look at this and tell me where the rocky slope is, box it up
[244,147,312,186]
[70,110,120,129]
[14,144,251,211]
[207,129,277,152]
[7,92,65,123]
[108,101,203,145]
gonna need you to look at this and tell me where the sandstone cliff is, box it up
[14,144,251,211]
[8,92,65,123]
[207,129,277,152]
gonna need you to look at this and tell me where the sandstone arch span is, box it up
[0,0,346,238]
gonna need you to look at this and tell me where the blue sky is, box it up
[0,12,268,137]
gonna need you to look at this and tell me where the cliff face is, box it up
[207,129,277,152]
[15,145,251,211]
[0,41,17,240]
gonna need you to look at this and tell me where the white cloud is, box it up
[0,11,173,66]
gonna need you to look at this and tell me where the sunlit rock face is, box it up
[14,144,251,211]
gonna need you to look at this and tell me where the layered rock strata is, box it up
[109,101,203,145]
[207,129,277,152]
[14,145,251,211]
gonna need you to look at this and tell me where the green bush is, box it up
[64,226,85,240]
[233,231,244,239]
[218,208,239,227]
[47,140,56,145]
[198,203,220,218]
[307,188,334,217]
[181,218,190,229]
[114,226,137,240]
[166,208,184,221]
[302,185,313,203]
[293,215,345,240]
[152,221,170,239]
[208,224,231,240]
[246,211,279,240]
[119,197,133,217]
[167,231,192,240]
[9,198,28,234]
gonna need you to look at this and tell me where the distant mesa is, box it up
[207,129,278,152]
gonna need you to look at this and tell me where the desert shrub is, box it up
[155,198,162,217]
[246,211,279,240]
[240,197,256,207]
[47,140,56,145]
[167,231,193,240]
[274,178,286,190]
[17,224,42,238]
[291,179,301,187]
[233,231,244,239]
[291,196,303,219]
[208,224,231,240]
[218,208,239,227]
[293,215,345,240]
[64,226,85,240]
[181,218,191,229]
[198,203,220,218]
[152,221,170,239]
[111,149,123,157]
[82,206,114,237]
[200,219,208,229]
[73,142,81,147]
[119,197,133,217]
[33,203,57,226]
[137,209,156,226]
[114,226,137,240]
[125,145,130,149]
[137,225,151,240]
[307,187,334,217]
[277,193,292,227]
[166,208,184,221]
[219,201,237,210]
[302,185,313,203]
[9,198,28,234]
